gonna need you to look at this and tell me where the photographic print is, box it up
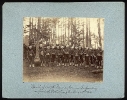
[3,2,124,98]
[23,17,104,82]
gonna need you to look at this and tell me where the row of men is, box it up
[23,44,103,68]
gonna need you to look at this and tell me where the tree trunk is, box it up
[98,18,102,49]
[89,19,91,48]
[71,18,73,46]
[65,18,66,45]
[86,18,88,47]
[29,17,31,45]
[68,18,69,45]
[34,17,41,66]
[83,19,85,48]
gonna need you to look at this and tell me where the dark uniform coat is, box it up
[28,48,35,63]
[74,49,79,64]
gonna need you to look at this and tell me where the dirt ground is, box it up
[23,60,103,82]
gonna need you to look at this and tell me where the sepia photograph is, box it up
[3,2,124,98]
[23,17,104,82]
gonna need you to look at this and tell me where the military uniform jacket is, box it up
[69,49,74,57]
[28,49,35,57]
[45,49,50,56]
[79,49,83,56]
[51,49,56,55]
[64,49,69,55]
[85,53,90,61]
[74,50,79,57]
[97,53,102,61]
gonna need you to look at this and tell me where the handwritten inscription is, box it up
[31,84,97,94]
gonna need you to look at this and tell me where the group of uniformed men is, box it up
[23,43,103,69]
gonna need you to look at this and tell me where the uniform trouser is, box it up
[85,59,89,65]
[61,56,64,63]
[79,55,84,63]
[64,55,69,63]
[24,51,28,60]
[58,55,63,63]
[28,56,34,65]
[70,55,74,63]
[51,55,56,62]
[40,55,44,64]
[75,56,79,64]
[45,55,50,63]
[97,60,102,66]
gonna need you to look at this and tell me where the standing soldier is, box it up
[91,49,97,68]
[74,46,79,67]
[90,49,95,67]
[57,46,61,66]
[82,48,86,66]
[56,45,59,66]
[79,46,84,66]
[39,44,44,67]
[32,43,36,56]
[94,49,98,68]
[43,46,47,66]
[61,45,65,66]
[89,48,92,67]
[58,46,63,66]
[69,46,74,66]
[96,50,103,69]
[101,50,103,68]
[57,45,63,66]
[59,46,64,66]
[64,45,70,66]
[50,46,56,66]
[45,46,51,67]
[27,45,35,67]
[67,45,70,66]
[85,48,90,67]
[23,44,28,61]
